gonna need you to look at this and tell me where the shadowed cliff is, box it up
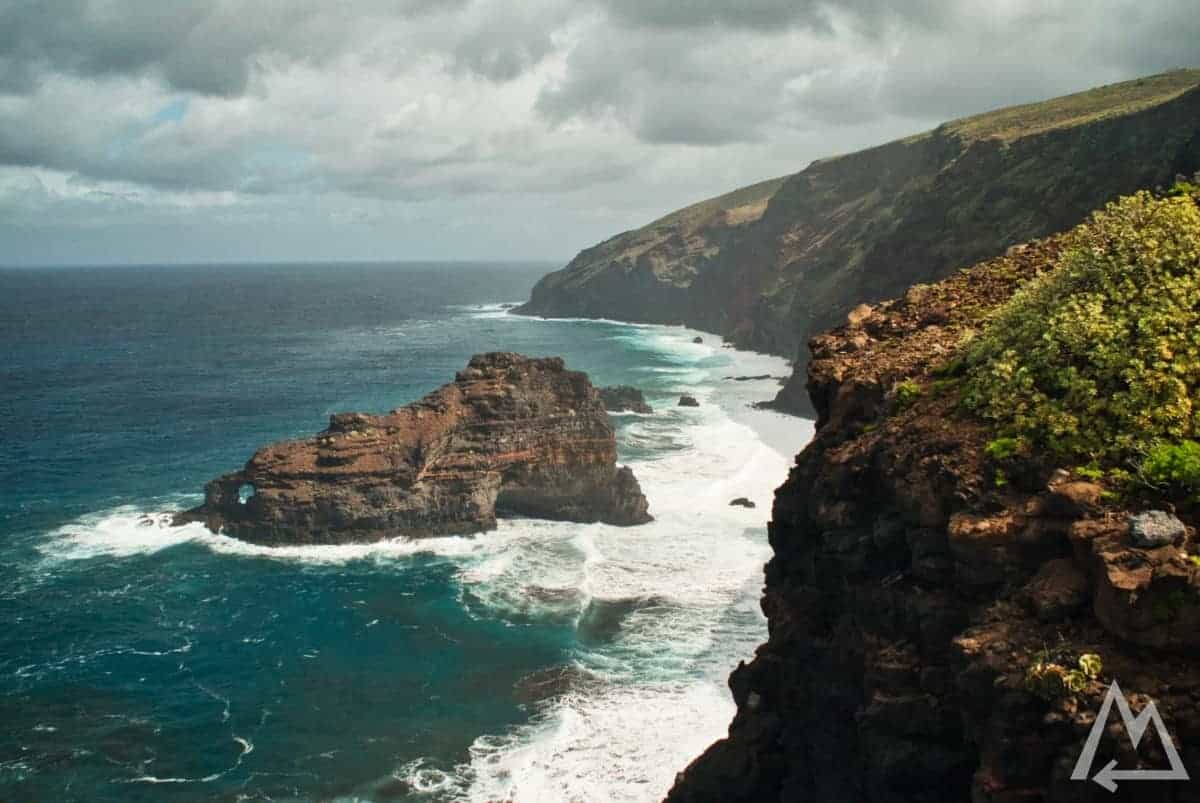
[666,189,1200,802]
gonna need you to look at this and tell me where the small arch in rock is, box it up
[238,483,256,505]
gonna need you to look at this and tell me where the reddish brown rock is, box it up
[176,353,651,545]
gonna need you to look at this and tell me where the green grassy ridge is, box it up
[946,68,1200,142]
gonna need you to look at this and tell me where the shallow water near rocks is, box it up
[0,262,813,802]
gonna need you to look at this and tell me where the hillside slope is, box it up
[515,70,1200,414]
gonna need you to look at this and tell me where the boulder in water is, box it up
[598,385,653,414]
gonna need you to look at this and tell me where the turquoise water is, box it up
[0,263,812,802]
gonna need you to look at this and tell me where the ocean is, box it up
[0,261,814,802]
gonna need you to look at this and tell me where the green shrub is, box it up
[1141,439,1200,495]
[963,192,1200,466]
[985,437,1025,462]
[894,379,922,411]
[931,356,967,378]
[1025,652,1103,700]
[1166,171,1200,199]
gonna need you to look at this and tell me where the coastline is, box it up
[11,296,815,803]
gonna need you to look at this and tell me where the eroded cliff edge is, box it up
[176,353,651,545]
[516,70,1200,416]
[667,196,1200,801]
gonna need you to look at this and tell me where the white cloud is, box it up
[0,0,1195,264]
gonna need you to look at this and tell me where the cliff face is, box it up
[177,353,651,545]
[665,235,1200,801]
[516,70,1200,415]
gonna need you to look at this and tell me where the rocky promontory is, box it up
[668,191,1200,801]
[176,353,651,545]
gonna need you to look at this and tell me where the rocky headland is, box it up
[515,70,1200,415]
[666,190,1200,801]
[176,353,651,545]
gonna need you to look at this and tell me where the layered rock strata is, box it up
[177,353,651,545]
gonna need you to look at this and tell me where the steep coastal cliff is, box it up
[517,70,1200,415]
[177,353,651,544]
[666,191,1200,801]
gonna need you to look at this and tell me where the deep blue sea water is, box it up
[0,262,812,802]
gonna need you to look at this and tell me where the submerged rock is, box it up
[175,353,652,545]
[598,385,653,414]
[692,336,704,344]
[729,498,756,509]
[677,395,700,407]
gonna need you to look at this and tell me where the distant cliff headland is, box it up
[516,69,1200,415]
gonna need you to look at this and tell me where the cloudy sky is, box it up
[0,0,1196,266]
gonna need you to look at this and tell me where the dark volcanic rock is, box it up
[175,353,652,545]
[729,498,756,509]
[598,385,653,414]
[724,374,773,382]
[678,395,700,407]
[692,336,704,344]
[666,234,1200,803]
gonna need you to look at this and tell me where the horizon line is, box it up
[0,257,567,270]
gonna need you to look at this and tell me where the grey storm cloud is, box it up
[596,0,957,34]
[0,0,468,95]
[0,0,1196,265]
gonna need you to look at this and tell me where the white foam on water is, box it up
[37,506,519,567]
[443,323,814,803]
[464,680,737,803]
[37,311,814,803]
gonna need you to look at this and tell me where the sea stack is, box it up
[176,353,652,545]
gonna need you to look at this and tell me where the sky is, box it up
[0,0,1196,266]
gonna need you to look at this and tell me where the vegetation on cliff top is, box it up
[963,188,1200,488]
[945,68,1200,142]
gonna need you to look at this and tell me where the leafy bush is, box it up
[1025,652,1103,700]
[1166,171,1200,199]
[985,437,1025,461]
[1141,439,1200,495]
[893,379,922,411]
[963,192,1200,466]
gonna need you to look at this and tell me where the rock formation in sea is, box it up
[514,69,1200,415]
[176,353,652,545]
[678,395,700,407]
[666,193,1200,801]
[598,385,653,414]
